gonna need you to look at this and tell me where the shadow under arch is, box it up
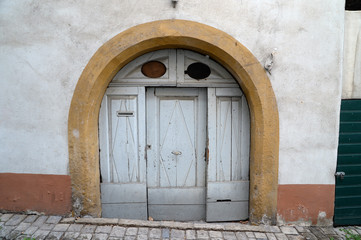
[68,19,279,224]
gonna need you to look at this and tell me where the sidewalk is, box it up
[1,213,360,240]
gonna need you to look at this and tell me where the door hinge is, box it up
[205,147,209,164]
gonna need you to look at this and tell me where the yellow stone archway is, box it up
[68,19,279,223]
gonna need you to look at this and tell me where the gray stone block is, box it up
[138,227,149,235]
[171,229,185,238]
[138,235,149,240]
[46,216,62,224]
[0,214,14,222]
[52,223,70,232]
[46,231,64,240]
[77,217,119,225]
[186,230,197,239]
[197,230,210,239]
[280,226,298,235]
[15,222,31,231]
[95,225,113,234]
[235,231,248,240]
[6,229,22,239]
[223,231,237,240]
[68,223,84,232]
[275,233,288,240]
[23,215,39,223]
[5,214,26,226]
[124,235,136,240]
[245,232,255,238]
[60,217,75,223]
[62,231,80,240]
[149,228,162,238]
[254,232,267,240]
[162,228,170,238]
[125,227,138,236]
[40,223,56,230]
[32,216,49,227]
[23,226,39,235]
[266,232,277,240]
[81,225,97,233]
[77,233,93,240]
[110,226,126,237]
[209,230,223,238]
[32,229,50,240]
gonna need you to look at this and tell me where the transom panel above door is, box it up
[110,49,238,88]
[99,49,250,222]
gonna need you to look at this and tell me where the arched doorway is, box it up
[68,19,279,224]
[99,49,250,221]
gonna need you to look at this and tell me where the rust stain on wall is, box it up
[0,173,71,215]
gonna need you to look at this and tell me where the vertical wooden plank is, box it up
[137,87,146,183]
[241,95,250,180]
[231,97,241,181]
[176,49,185,86]
[207,88,217,182]
[197,89,207,187]
[159,97,181,187]
[146,88,159,188]
[169,49,177,84]
[99,94,110,182]
[217,97,232,181]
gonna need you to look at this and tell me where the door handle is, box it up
[171,151,182,155]
[335,172,345,180]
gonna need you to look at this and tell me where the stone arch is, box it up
[68,19,279,223]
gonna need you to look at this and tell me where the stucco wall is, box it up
[342,11,361,99]
[0,1,343,185]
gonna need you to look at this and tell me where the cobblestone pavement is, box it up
[1,213,360,239]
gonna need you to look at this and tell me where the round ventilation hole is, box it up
[186,62,211,80]
[141,61,166,78]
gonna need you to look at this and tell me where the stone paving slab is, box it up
[0,213,360,239]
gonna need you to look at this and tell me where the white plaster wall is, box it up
[0,0,344,184]
[342,11,361,99]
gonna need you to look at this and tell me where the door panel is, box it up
[148,205,206,221]
[102,203,147,219]
[206,88,250,222]
[99,87,147,219]
[148,188,205,204]
[147,88,207,221]
[206,202,248,222]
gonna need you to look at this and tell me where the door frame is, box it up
[68,19,279,224]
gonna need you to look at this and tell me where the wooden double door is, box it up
[99,87,249,221]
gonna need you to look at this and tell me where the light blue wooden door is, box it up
[146,88,207,221]
[206,88,250,222]
[99,87,147,219]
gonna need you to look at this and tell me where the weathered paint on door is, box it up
[334,99,361,226]
[99,87,147,219]
[99,49,251,221]
[206,88,250,221]
[146,88,207,221]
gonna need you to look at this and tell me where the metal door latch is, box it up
[171,151,182,155]
[335,172,345,180]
